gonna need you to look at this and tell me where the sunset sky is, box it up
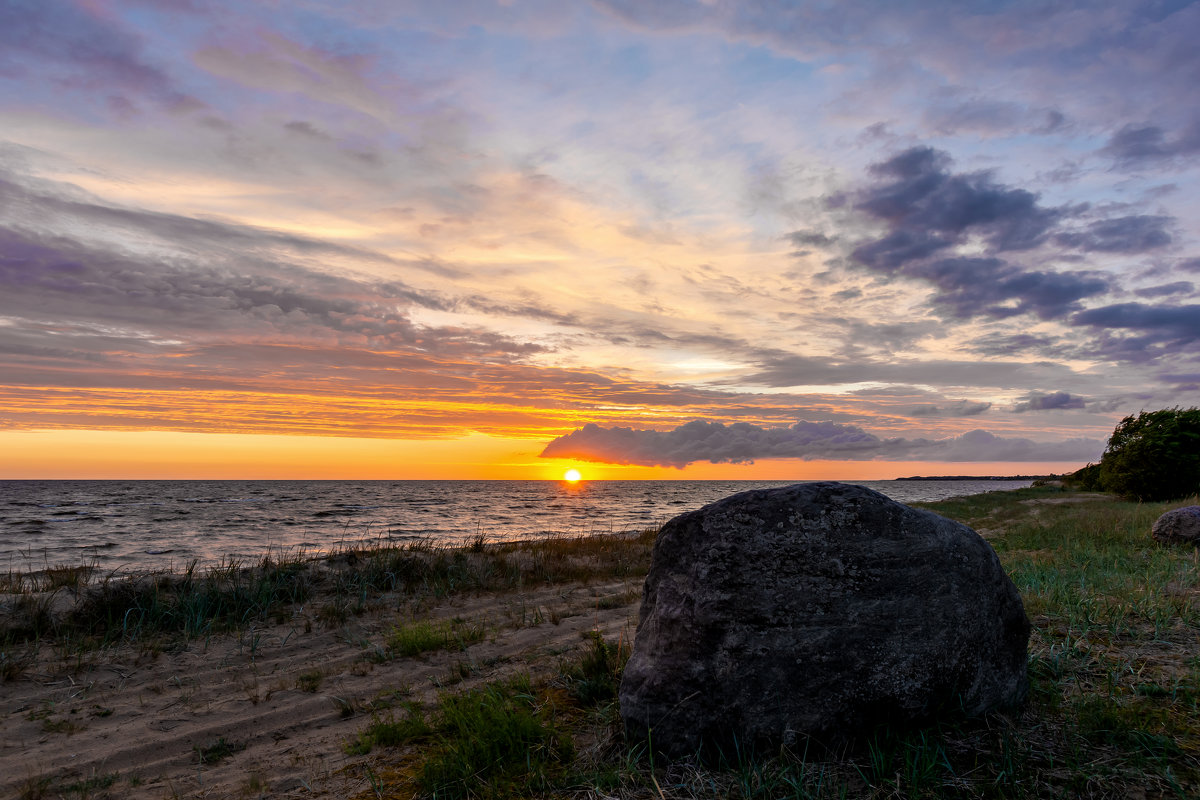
[1,0,1198,479]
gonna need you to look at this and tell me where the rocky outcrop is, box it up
[1151,505,1200,545]
[620,482,1030,758]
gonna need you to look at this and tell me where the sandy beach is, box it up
[1,546,644,799]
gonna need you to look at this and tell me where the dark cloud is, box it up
[1179,258,1200,274]
[786,230,837,248]
[967,333,1061,358]
[1013,392,1087,412]
[1055,215,1172,253]
[904,257,1109,320]
[857,147,1060,253]
[1102,122,1200,166]
[849,147,1113,321]
[1159,372,1200,385]
[1072,302,1200,351]
[540,419,1101,468]
[1134,281,1194,298]
[907,400,992,417]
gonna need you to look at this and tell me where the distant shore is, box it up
[894,474,1056,481]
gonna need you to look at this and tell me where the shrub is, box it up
[1097,407,1200,501]
[1067,462,1103,491]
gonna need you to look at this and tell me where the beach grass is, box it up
[0,527,658,656]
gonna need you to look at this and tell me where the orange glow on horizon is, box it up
[0,429,1088,481]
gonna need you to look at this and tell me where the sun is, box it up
[563,468,582,483]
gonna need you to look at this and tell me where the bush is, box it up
[1097,407,1200,501]
[1067,462,1103,491]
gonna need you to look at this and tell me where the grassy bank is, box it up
[0,529,656,672]
[5,487,1200,798]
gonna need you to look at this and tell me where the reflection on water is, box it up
[0,479,1031,573]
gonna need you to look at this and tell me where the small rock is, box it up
[1151,505,1200,545]
[619,482,1030,758]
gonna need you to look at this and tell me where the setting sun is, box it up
[563,468,582,483]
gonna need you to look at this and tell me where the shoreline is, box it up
[1,478,1035,577]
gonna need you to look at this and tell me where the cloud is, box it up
[1159,372,1200,385]
[908,400,992,417]
[0,172,441,276]
[593,1,1200,145]
[193,33,395,120]
[848,147,1113,320]
[1071,302,1200,357]
[856,147,1061,254]
[1102,122,1200,166]
[0,0,193,110]
[1134,281,1194,298]
[1055,215,1173,253]
[1013,392,1087,412]
[540,420,1101,467]
[0,223,549,362]
[746,350,1079,391]
[923,99,1066,137]
[786,230,838,249]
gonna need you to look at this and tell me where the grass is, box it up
[340,487,1200,799]
[348,674,574,799]
[194,737,245,765]
[559,629,628,707]
[0,528,658,659]
[382,617,486,659]
[296,669,323,693]
[345,702,433,755]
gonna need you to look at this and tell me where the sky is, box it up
[1,0,1198,480]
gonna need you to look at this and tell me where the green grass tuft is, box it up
[383,617,486,659]
[418,676,574,800]
[345,703,430,755]
[560,630,627,707]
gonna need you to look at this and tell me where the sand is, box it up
[1,577,641,799]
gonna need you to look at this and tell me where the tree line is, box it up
[1070,407,1200,502]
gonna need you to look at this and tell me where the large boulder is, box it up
[620,482,1030,758]
[1151,505,1200,545]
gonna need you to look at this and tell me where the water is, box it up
[0,479,1031,574]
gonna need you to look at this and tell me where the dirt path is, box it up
[1,578,642,799]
